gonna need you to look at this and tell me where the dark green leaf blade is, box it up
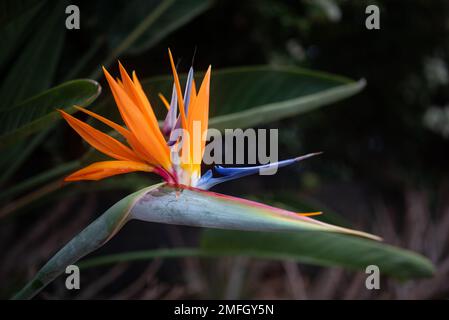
[126,0,212,54]
[0,0,67,108]
[0,80,101,149]
[142,66,365,129]
[200,229,435,280]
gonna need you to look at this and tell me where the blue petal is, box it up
[197,169,213,185]
[196,153,321,189]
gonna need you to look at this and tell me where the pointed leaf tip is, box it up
[129,184,381,241]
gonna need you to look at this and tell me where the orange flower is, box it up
[60,50,211,185]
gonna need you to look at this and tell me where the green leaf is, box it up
[0,131,48,184]
[0,0,67,108]
[209,80,365,131]
[200,229,435,280]
[77,234,435,280]
[0,1,42,66]
[12,183,380,299]
[90,0,174,79]
[78,248,203,269]
[0,1,68,182]
[0,160,80,203]
[89,0,210,79]
[0,80,101,149]
[143,65,365,130]
[124,0,212,54]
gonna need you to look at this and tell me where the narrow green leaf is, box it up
[0,1,68,182]
[0,160,80,202]
[0,0,67,108]
[0,130,49,184]
[78,248,203,269]
[209,79,365,130]
[0,1,42,66]
[144,66,365,130]
[89,0,175,79]
[200,229,435,280]
[77,237,435,281]
[0,80,101,149]
[125,0,212,54]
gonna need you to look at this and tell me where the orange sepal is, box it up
[187,65,211,172]
[64,160,154,181]
[298,212,323,217]
[102,67,171,169]
[58,110,141,162]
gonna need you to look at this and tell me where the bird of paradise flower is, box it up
[59,50,320,193]
[13,50,380,299]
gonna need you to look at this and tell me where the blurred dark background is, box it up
[1,0,449,299]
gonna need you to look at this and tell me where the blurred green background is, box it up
[1,0,448,299]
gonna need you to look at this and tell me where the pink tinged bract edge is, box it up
[130,184,381,241]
